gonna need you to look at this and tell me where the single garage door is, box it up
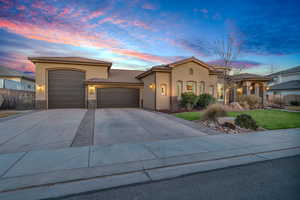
[48,70,85,108]
[97,88,140,108]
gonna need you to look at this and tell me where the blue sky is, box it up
[0,0,299,74]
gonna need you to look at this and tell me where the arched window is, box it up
[189,68,194,75]
[160,84,167,96]
[176,81,183,100]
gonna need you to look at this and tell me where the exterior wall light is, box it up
[36,85,44,91]
[149,83,155,89]
[89,85,96,95]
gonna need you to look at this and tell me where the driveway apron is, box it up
[0,109,86,154]
[94,108,206,145]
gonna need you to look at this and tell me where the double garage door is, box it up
[48,70,139,109]
[97,88,140,108]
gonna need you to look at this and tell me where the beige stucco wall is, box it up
[156,72,171,110]
[34,62,108,102]
[171,61,217,96]
[141,73,155,110]
[170,61,218,109]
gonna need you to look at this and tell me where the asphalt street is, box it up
[56,155,300,200]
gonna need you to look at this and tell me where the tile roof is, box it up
[86,69,144,84]
[230,73,270,81]
[270,80,300,90]
[268,66,300,76]
[0,66,35,81]
[28,57,112,65]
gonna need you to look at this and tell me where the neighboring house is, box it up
[0,66,35,91]
[29,56,270,110]
[228,73,271,104]
[267,66,300,86]
[266,66,300,104]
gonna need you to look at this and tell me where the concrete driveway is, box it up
[93,109,206,145]
[0,109,86,154]
[0,108,206,154]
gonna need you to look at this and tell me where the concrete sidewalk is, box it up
[0,128,299,200]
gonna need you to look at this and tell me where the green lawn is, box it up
[174,110,300,130]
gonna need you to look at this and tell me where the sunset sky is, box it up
[0,0,299,74]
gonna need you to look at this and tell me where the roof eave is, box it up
[85,81,143,86]
[136,68,171,79]
[28,57,112,68]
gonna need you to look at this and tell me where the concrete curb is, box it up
[0,146,299,200]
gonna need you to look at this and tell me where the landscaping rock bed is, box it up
[195,116,266,134]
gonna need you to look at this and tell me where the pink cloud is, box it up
[58,8,73,17]
[111,48,171,63]
[32,1,57,15]
[1,52,35,72]
[87,10,104,20]
[142,3,157,10]
[98,16,152,30]
[17,5,26,10]
[0,19,120,49]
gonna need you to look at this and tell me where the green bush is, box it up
[290,101,300,106]
[202,104,227,123]
[238,95,260,109]
[234,114,258,130]
[180,92,199,110]
[197,93,216,108]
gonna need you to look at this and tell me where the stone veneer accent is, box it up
[35,100,47,109]
[87,100,97,109]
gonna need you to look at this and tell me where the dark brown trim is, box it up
[85,81,143,87]
[47,68,87,72]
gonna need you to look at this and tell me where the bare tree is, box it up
[213,35,242,75]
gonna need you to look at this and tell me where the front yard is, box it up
[175,109,300,130]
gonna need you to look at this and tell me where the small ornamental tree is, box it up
[180,92,199,111]
[197,93,216,108]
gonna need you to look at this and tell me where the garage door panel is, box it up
[48,70,85,109]
[97,88,139,108]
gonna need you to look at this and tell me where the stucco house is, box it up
[29,56,270,110]
[267,66,300,104]
[0,65,35,91]
[29,57,224,110]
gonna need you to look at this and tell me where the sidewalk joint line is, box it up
[1,151,28,178]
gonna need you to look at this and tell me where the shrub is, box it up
[290,101,300,106]
[234,114,258,130]
[180,92,199,110]
[201,104,227,123]
[197,93,216,108]
[238,95,260,109]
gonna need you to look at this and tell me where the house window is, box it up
[176,81,183,100]
[198,81,205,94]
[189,68,194,75]
[186,81,196,93]
[217,83,224,100]
[209,85,215,96]
[160,84,167,96]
